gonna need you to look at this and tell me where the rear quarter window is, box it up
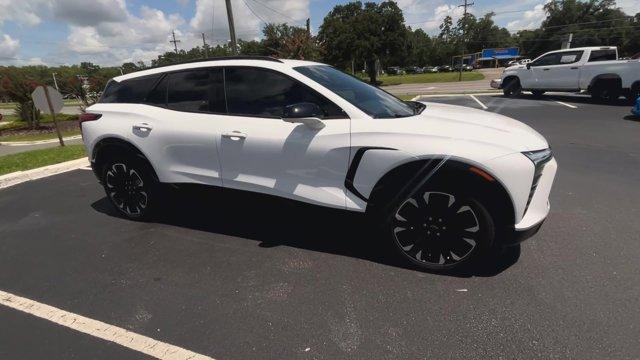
[588,50,617,62]
[99,74,162,104]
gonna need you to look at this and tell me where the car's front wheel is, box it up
[503,78,522,97]
[101,157,158,221]
[384,188,495,271]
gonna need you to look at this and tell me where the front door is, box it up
[217,67,351,209]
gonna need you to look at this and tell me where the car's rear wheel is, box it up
[503,78,522,97]
[101,157,157,221]
[384,187,495,271]
[591,82,620,103]
[531,90,545,97]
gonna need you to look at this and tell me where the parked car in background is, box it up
[501,46,640,102]
[387,66,405,75]
[463,64,474,71]
[405,66,424,74]
[423,66,438,73]
[82,56,557,271]
[438,65,452,72]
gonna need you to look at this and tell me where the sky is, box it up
[0,0,638,67]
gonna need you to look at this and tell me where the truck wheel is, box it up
[503,78,522,97]
[591,82,621,103]
[531,90,545,98]
[382,184,496,272]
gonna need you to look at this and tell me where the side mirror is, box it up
[282,103,325,129]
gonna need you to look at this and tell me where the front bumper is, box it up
[503,219,545,246]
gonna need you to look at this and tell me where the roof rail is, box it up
[144,56,283,71]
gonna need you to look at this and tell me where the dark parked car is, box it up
[423,66,438,73]
[405,66,424,74]
[386,66,405,75]
[438,65,452,72]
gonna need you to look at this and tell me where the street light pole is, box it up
[52,72,59,91]
[458,0,473,81]
[225,0,238,54]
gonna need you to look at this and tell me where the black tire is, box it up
[382,184,496,271]
[101,156,158,221]
[503,78,522,97]
[531,90,545,97]
[591,83,620,103]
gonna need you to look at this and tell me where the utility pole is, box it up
[457,0,473,81]
[561,33,573,49]
[52,72,59,91]
[225,0,238,54]
[306,18,311,35]
[170,30,181,53]
[202,32,209,58]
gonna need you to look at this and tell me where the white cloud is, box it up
[52,0,127,26]
[397,1,466,34]
[0,0,50,26]
[0,34,20,59]
[506,2,547,31]
[617,0,640,15]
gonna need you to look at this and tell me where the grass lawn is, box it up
[377,72,484,86]
[1,115,79,132]
[0,145,86,176]
[0,129,81,142]
[395,95,417,101]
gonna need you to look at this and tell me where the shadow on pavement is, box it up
[91,185,520,278]
[514,93,633,107]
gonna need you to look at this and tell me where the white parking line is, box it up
[553,101,577,109]
[468,94,488,110]
[0,289,215,360]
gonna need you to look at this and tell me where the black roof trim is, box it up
[141,56,283,71]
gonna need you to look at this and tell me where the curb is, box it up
[0,135,82,146]
[0,157,89,190]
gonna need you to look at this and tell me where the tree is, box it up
[0,68,41,126]
[318,1,408,84]
[262,23,320,60]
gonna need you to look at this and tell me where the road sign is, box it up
[32,85,64,115]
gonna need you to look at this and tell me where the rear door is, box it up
[217,66,351,209]
[132,68,226,186]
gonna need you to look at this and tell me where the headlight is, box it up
[523,148,553,166]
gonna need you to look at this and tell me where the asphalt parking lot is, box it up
[1,93,639,359]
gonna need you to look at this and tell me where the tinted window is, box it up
[532,53,560,66]
[558,51,583,64]
[589,50,617,62]
[295,65,416,119]
[167,69,225,113]
[99,74,161,103]
[145,75,168,107]
[224,67,346,119]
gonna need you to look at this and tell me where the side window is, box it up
[145,75,168,107]
[99,74,161,103]
[224,67,347,119]
[166,69,225,113]
[532,53,560,67]
[589,50,617,62]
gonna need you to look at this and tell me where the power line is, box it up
[247,0,305,25]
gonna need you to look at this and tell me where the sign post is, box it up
[31,85,65,147]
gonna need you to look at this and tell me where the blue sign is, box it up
[481,47,519,58]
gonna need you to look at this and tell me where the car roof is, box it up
[114,57,325,82]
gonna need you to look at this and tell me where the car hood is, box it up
[396,101,549,152]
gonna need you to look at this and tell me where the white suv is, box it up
[81,56,557,271]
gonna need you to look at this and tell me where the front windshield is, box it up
[294,65,417,119]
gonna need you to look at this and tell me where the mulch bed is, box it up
[0,121,79,137]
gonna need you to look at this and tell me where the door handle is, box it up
[570,67,579,70]
[222,131,247,139]
[542,68,550,71]
[133,123,153,132]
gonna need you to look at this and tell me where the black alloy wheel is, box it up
[102,160,154,220]
[389,190,494,271]
[503,78,522,97]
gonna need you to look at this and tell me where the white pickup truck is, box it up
[500,46,640,102]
